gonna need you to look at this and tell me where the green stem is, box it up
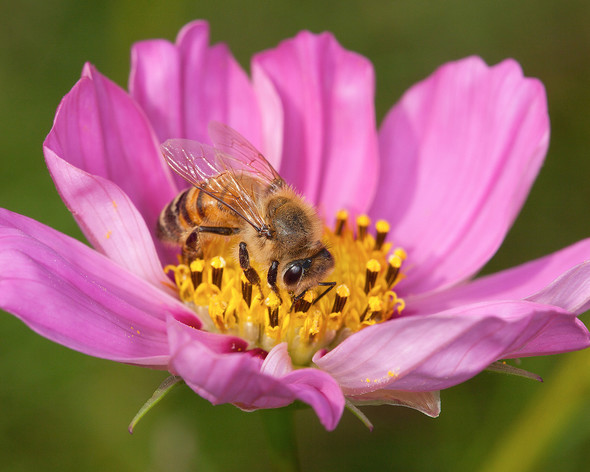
[260,407,300,472]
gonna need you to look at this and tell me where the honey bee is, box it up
[157,122,335,302]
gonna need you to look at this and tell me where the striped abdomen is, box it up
[157,186,242,248]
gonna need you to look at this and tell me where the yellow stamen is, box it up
[362,296,383,323]
[386,253,402,287]
[335,209,349,236]
[356,214,371,241]
[292,290,315,313]
[374,220,390,250]
[190,258,205,288]
[364,259,381,293]
[210,256,225,289]
[331,284,350,313]
[165,212,406,366]
[265,291,282,327]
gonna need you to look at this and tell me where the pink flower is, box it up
[2,20,590,431]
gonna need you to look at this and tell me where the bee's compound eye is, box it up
[283,264,303,286]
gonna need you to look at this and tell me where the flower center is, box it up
[165,210,406,366]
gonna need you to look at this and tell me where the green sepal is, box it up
[486,361,543,382]
[128,375,184,434]
[345,399,374,431]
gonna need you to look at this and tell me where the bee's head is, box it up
[281,245,334,293]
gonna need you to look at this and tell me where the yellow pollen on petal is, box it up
[164,211,406,366]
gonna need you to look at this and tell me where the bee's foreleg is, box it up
[239,242,264,299]
[313,281,336,304]
[267,260,283,304]
[288,281,335,312]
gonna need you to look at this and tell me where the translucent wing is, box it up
[207,121,283,184]
[161,125,283,232]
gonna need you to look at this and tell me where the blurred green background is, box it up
[1,0,590,471]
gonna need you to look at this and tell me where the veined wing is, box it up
[207,121,283,186]
[161,137,271,232]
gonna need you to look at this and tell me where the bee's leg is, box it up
[182,229,203,262]
[197,226,240,236]
[183,226,239,262]
[239,242,264,299]
[267,260,283,304]
[290,281,336,309]
[313,281,336,304]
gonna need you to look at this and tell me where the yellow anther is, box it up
[190,259,205,272]
[388,254,402,269]
[336,284,350,298]
[394,247,407,260]
[210,256,226,269]
[366,259,381,273]
[375,220,390,233]
[336,209,349,220]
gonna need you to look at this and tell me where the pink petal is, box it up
[503,317,590,358]
[348,389,441,418]
[129,37,182,141]
[527,261,590,314]
[374,57,549,295]
[168,318,344,430]
[44,148,173,291]
[408,238,590,315]
[44,65,177,243]
[0,209,197,365]
[251,61,284,169]
[314,300,589,393]
[130,20,262,150]
[253,31,379,220]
